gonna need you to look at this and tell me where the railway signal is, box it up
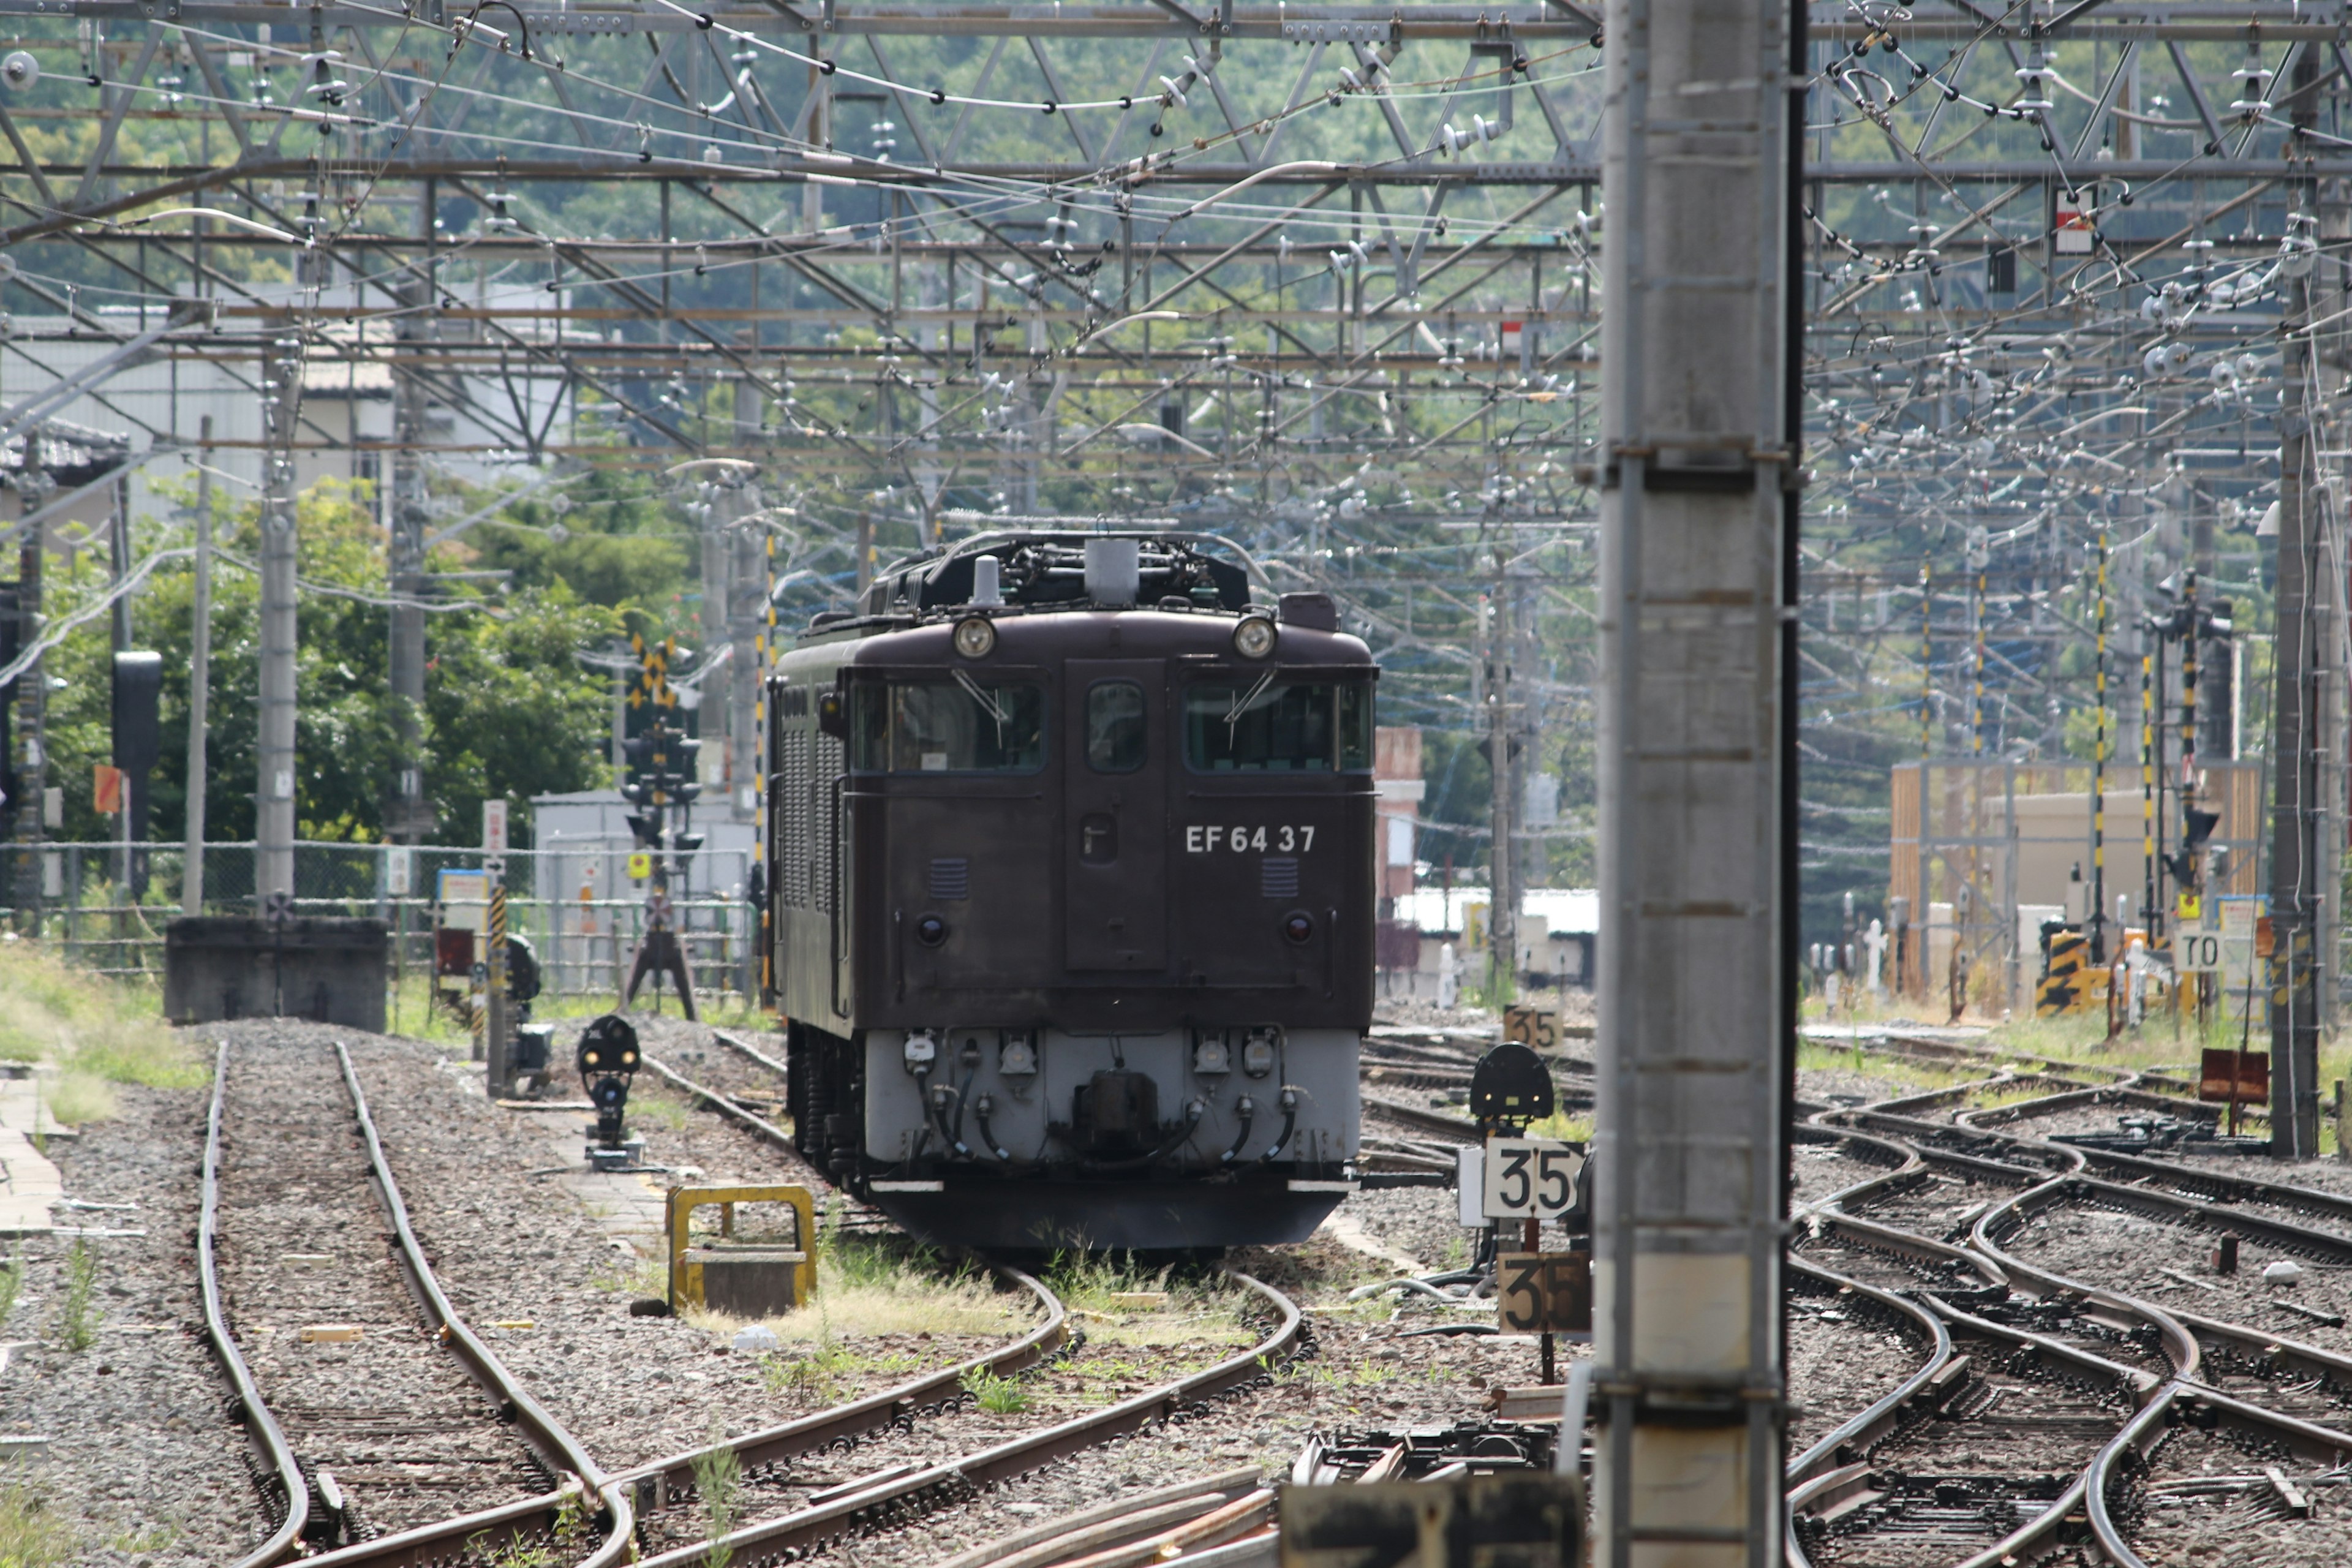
[619,654,704,1017]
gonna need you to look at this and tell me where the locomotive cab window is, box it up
[1086,681,1147,773]
[851,678,1047,772]
[1184,679,1373,772]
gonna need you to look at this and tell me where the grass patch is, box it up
[0,1253,21,1331]
[1042,1253,1251,1348]
[960,1366,1030,1414]
[56,1240,96,1352]
[0,942,203,1122]
[693,1229,1020,1360]
[589,1250,667,1299]
[630,1090,691,1133]
[0,1473,70,1567]
[690,1423,742,1568]
[43,1072,117,1126]
[1525,1110,1593,1143]
[756,1339,925,1404]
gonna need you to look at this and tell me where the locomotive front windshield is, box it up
[1185,679,1373,772]
[852,679,1047,772]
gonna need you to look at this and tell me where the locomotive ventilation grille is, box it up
[1261,858,1300,899]
[930,858,971,901]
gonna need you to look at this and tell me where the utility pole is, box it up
[109,471,131,654]
[2272,200,2326,1158]
[255,325,304,911]
[731,492,763,821]
[1485,568,1517,1000]
[10,477,43,933]
[182,417,214,914]
[388,276,432,843]
[1593,0,1795,1566]
[698,481,733,809]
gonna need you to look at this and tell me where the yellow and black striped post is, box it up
[485,874,512,1092]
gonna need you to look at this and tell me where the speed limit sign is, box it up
[1482,1137,1582,1221]
[2176,929,2225,973]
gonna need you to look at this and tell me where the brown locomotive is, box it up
[764,532,1376,1249]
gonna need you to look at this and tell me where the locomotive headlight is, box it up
[999,1033,1039,1076]
[1193,1035,1231,1076]
[1232,614,1278,660]
[953,616,998,659]
[903,1030,938,1074]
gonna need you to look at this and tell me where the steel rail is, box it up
[1832,1099,2352,1234]
[633,1272,1305,1568]
[934,1468,1266,1568]
[200,1042,313,1568]
[1784,1256,1956,1487]
[1359,1092,1481,1140]
[296,1043,636,1568]
[1807,1097,2352,1566]
[710,1026,795,1084]
[1796,1208,2010,1296]
[641,1050,802,1153]
[1787,1292,2155,1568]
[1790,1121,1925,1215]
[1954,1082,2220,1132]
[610,1262,1070,1506]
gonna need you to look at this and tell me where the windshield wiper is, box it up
[952,668,1008,744]
[1224,669,1278,741]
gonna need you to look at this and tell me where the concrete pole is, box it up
[1593,0,1795,1560]
[181,416,213,914]
[2272,203,2326,1158]
[14,511,43,931]
[1485,571,1517,999]
[388,278,431,842]
[109,472,131,655]
[255,329,302,909]
[699,484,732,805]
[731,488,763,821]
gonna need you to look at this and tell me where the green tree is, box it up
[42,477,624,858]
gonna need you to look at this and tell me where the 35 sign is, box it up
[1498,1252,1592,1335]
[1481,1137,1581,1221]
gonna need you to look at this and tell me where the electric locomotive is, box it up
[764,530,1374,1250]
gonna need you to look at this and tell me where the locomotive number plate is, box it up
[1185,824,1317,852]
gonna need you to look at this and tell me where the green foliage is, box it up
[49,477,628,858]
[959,1366,1030,1414]
[56,1240,95,1352]
[690,1423,742,1568]
[0,943,203,1123]
[0,1253,22,1331]
[0,1473,71,1568]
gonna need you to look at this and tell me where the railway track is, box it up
[616,1031,1316,1566]
[1786,1037,2352,1567]
[200,1039,633,1568]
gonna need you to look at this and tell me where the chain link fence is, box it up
[1,839,764,1003]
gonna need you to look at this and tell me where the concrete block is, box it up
[164,918,388,1032]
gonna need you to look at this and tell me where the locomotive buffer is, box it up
[621,714,704,1019]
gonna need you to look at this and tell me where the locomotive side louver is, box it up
[929,858,971,901]
[1260,858,1300,899]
